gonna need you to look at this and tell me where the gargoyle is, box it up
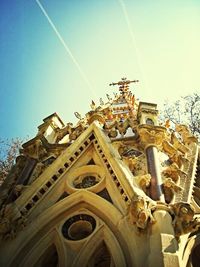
[170,202,200,238]
[171,132,190,155]
[169,153,189,169]
[162,178,183,204]
[162,163,187,183]
[129,195,156,230]
[163,178,183,193]
[175,124,198,145]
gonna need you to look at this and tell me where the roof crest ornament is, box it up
[109,77,139,95]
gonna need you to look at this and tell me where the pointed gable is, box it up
[11,121,147,222]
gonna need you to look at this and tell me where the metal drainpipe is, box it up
[146,145,165,202]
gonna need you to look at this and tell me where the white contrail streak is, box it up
[118,0,148,90]
[35,0,96,98]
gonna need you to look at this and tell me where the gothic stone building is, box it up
[0,78,200,267]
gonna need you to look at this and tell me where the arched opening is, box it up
[87,241,115,267]
[190,243,200,267]
[33,244,58,267]
[8,191,131,267]
[184,233,200,267]
[146,118,154,125]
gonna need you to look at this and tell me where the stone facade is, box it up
[0,78,199,267]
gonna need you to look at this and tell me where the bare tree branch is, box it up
[160,92,200,140]
[0,138,24,185]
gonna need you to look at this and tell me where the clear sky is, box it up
[1,0,200,139]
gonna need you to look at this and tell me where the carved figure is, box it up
[116,119,130,135]
[162,178,183,203]
[163,178,183,193]
[118,144,142,158]
[138,126,166,148]
[162,140,177,157]
[56,122,73,142]
[134,174,151,193]
[30,162,46,182]
[129,195,155,229]
[170,202,200,238]
[171,132,190,155]
[169,152,189,169]
[176,124,198,145]
[69,124,86,140]
[162,163,187,182]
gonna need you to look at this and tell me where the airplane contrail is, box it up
[35,0,96,98]
[118,0,148,90]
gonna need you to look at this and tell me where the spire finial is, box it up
[109,77,139,94]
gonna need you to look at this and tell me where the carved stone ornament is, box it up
[0,204,27,240]
[171,132,190,155]
[0,156,27,208]
[163,178,183,193]
[118,144,142,158]
[138,125,167,149]
[103,119,138,139]
[175,124,198,145]
[22,140,48,160]
[170,202,200,238]
[56,123,73,142]
[30,162,46,182]
[162,140,190,169]
[162,163,187,183]
[129,195,156,230]
[162,178,183,203]
[134,174,151,193]
[162,140,177,157]
[69,124,86,141]
[87,112,105,125]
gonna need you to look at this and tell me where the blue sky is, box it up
[1,0,200,139]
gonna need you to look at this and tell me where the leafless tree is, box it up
[0,138,23,186]
[160,93,200,139]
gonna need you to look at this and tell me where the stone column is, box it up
[138,125,167,202]
[146,145,164,201]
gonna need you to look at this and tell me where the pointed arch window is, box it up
[87,241,115,267]
[146,118,154,125]
[33,244,58,267]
